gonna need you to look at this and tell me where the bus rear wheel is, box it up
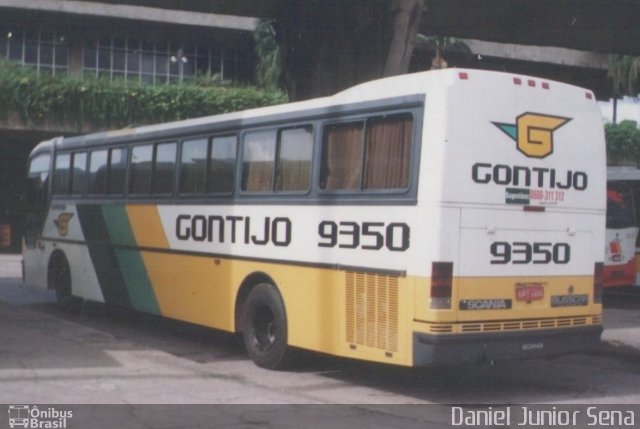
[242,283,291,370]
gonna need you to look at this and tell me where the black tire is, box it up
[242,283,291,369]
[50,254,71,306]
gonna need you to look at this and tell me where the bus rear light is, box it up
[542,82,550,89]
[586,92,594,100]
[528,79,536,87]
[458,72,469,80]
[593,262,603,304]
[513,77,522,85]
[431,262,453,309]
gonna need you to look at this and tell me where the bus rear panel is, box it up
[411,70,605,365]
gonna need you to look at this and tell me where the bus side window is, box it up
[363,115,413,190]
[70,152,87,195]
[209,135,237,194]
[153,142,177,194]
[320,122,364,190]
[107,147,128,195]
[242,130,276,192]
[320,115,413,192]
[275,127,313,192]
[52,153,71,195]
[180,138,208,194]
[88,149,108,194]
[129,144,153,194]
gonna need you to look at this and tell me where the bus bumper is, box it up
[412,325,603,366]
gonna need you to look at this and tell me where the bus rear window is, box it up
[320,114,413,191]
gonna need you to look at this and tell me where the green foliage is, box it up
[608,55,640,98]
[605,120,640,165]
[254,19,283,91]
[0,60,287,132]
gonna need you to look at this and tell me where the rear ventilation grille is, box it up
[345,272,398,352]
[428,324,454,333]
[460,316,599,333]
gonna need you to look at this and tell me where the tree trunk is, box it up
[383,0,426,77]
[431,48,448,70]
[275,1,425,101]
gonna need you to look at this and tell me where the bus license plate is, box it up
[516,283,544,302]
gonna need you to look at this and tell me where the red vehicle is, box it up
[604,179,639,287]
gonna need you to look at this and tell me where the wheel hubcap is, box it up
[252,305,276,352]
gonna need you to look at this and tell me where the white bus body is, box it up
[24,69,605,368]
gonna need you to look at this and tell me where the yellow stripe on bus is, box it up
[139,252,235,329]
[125,205,235,330]
[125,205,170,249]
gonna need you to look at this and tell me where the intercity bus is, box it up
[605,166,640,287]
[23,69,605,369]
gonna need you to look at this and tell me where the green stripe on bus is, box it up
[101,205,161,315]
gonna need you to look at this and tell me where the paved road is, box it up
[1,255,639,427]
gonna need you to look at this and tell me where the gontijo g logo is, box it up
[53,213,74,237]
[492,113,571,159]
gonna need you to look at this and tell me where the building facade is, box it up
[0,0,260,252]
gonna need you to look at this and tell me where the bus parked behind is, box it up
[605,166,640,287]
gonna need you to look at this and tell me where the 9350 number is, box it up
[490,241,570,265]
[318,221,410,251]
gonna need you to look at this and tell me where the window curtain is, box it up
[363,116,412,189]
[322,122,364,190]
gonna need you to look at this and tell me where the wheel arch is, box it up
[47,248,69,291]
[234,271,280,333]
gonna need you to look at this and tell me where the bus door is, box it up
[23,152,51,287]
[604,181,639,287]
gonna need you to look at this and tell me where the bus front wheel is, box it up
[242,283,291,370]
[48,252,71,306]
